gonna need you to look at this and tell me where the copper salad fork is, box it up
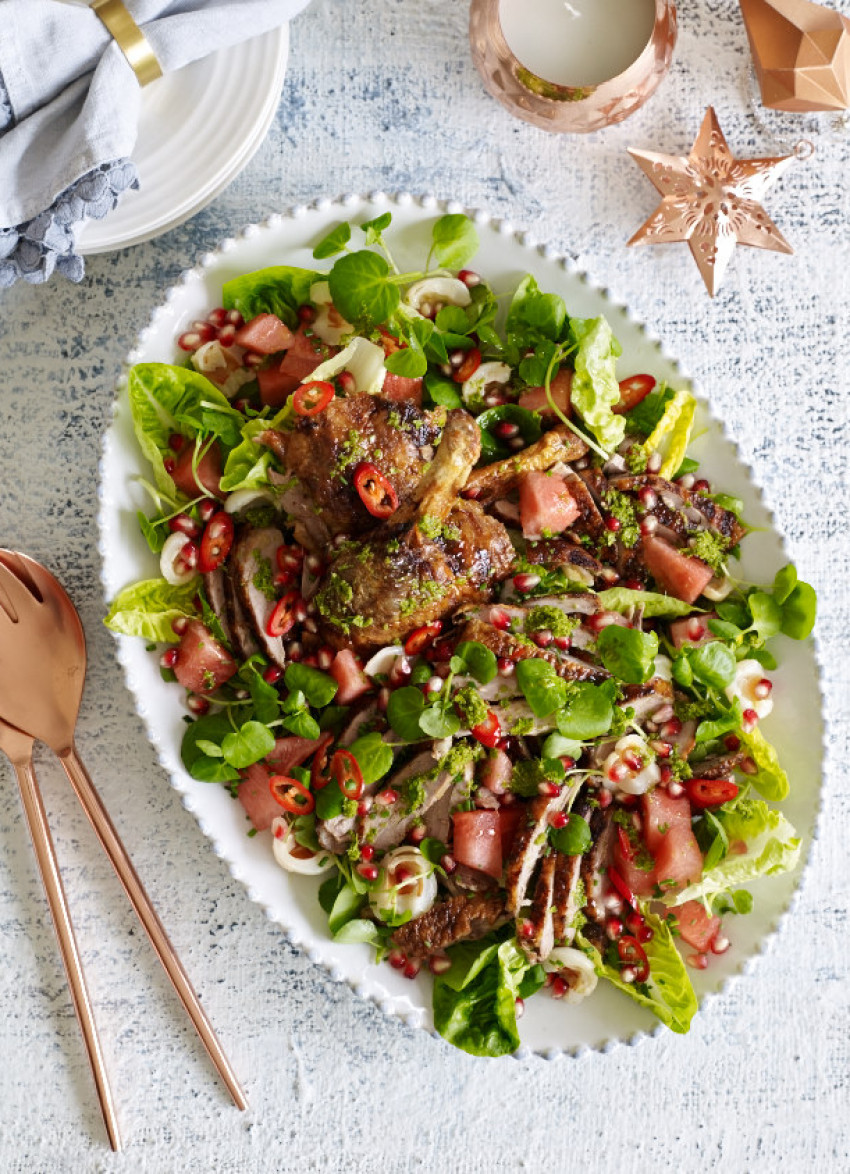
[0,550,247,1148]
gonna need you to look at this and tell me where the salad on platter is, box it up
[106,212,816,1058]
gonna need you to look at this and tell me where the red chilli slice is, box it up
[685,778,740,809]
[452,347,482,383]
[470,710,502,749]
[198,511,235,573]
[614,374,656,414]
[270,775,315,815]
[310,732,335,791]
[330,749,364,800]
[353,462,399,519]
[266,589,302,638]
[607,865,639,910]
[292,380,335,417]
[404,621,442,657]
[617,935,650,983]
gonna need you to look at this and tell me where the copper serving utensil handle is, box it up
[0,719,121,1151]
[0,550,248,1139]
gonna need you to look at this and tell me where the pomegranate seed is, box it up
[490,607,512,630]
[660,716,682,738]
[274,570,294,589]
[174,541,199,575]
[497,656,515,676]
[407,824,426,845]
[599,567,620,584]
[336,370,356,396]
[740,756,758,775]
[688,952,709,970]
[515,997,525,1019]
[537,780,562,797]
[225,309,244,328]
[532,629,553,648]
[607,762,628,784]
[177,331,203,351]
[549,811,568,829]
[376,789,398,807]
[638,486,658,509]
[285,640,303,661]
[357,798,373,816]
[559,756,575,771]
[160,648,178,669]
[297,304,317,324]
[693,479,711,494]
[724,734,741,751]
[449,350,466,369]
[605,516,621,532]
[606,917,624,940]
[458,268,481,287]
[711,935,731,955]
[360,844,376,862]
[441,854,457,875]
[388,949,407,970]
[553,634,571,651]
[305,553,324,576]
[187,694,209,715]
[293,600,309,624]
[278,547,304,572]
[243,351,265,368]
[754,678,773,699]
[650,740,672,758]
[168,433,186,453]
[550,976,568,999]
[622,579,643,591]
[377,686,390,713]
[604,892,624,913]
[666,780,684,798]
[597,788,613,808]
[168,513,200,538]
[356,863,379,882]
[677,473,695,490]
[207,308,228,328]
[742,708,759,730]
[513,572,540,592]
[403,960,421,980]
[163,457,176,475]
[429,954,453,975]
[622,750,643,772]
[301,654,318,668]
[274,825,285,840]
[192,320,217,342]
[619,966,637,984]
[647,451,662,473]
[587,612,618,634]
[198,499,217,523]
[494,421,519,439]
[262,665,283,684]
[316,647,335,671]
[640,516,659,537]
[519,920,535,939]
[483,390,508,408]
[424,675,443,695]
[171,616,189,636]
[389,655,412,686]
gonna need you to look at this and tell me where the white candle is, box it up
[499,0,656,88]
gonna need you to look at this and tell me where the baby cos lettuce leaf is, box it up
[432,936,529,1058]
[128,364,240,494]
[642,389,696,479]
[670,798,800,908]
[220,418,277,493]
[737,726,790,801]
[583,909,698,1034]
[105,578,198,643]
[222,265,319,327]
[596,587,697,618]
[569,316,626,455]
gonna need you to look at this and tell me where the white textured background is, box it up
[0,1,848,1170]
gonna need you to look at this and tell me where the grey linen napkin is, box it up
[0,0,310,286]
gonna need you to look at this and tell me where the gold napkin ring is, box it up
[91,0,163,87]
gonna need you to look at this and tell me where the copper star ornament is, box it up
[627,107,796,296]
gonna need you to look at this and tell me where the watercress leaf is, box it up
[689,641,737,689]
[747,591,782,641]
[319,871,345,915]
[359,211,392,244]
[387,685,426,741]
[515,658,568,717]
[419,705,461,739]
[248,670,280,725]
[476,404,542,461]
[181,715,240,782]
[384,347,427,378]
[541,733,583,760]
[222,265,320,327]
[772,564,797,606]
[281,688,307,714]
[550,813,592,856]
[328,882,365,935]
[596,625,658,684]
[284,662,338,708]
[624,385,675,437]
[745,646,777,671]
[695,701,742,744]
[348,732,394,785]
[779,580,816,640]
[717,600,750,626]
[137,511,167,554]
[430,214,479,270]
[701,810,729,871]
[333,919,381,945]
[555,681,614,739]
[672,456,700,479]
[315,780,345,821]
[318,705,349,735]
[282,711,321,739]
[506,275,566,343]
[711,492,744,517]
[221,720,276,769]
[453,641,498,685]
[706,618,742,641]
[419,838,448,867]
[672,653,694,688]
[328,249,399,328]
[424,371,462,408]
[435,305,472,335]
[312,221,351,260]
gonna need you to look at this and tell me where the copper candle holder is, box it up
[469,0,678,134]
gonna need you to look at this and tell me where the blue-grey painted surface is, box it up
[0,1,847,1169]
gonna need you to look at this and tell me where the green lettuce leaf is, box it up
[104,578,199,643]
[127,363,239,494]
[596,587,698,618]
[222,265,320,328]
[737,726,790,801]
[432,936,527,1057]
[583,909,698,1034]
[569,316,626,455]
[220,418,277,493]
[670,798,800,908]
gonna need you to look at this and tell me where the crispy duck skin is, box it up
[260,393,447,545]
[391,892,509,961]
[463,424,588,505]
[458,617,609,684]
[315,413,514,653]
